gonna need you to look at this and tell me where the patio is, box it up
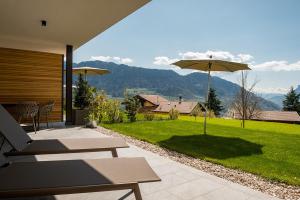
[7,126,279,200]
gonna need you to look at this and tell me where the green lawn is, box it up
[103,116,300,185]
[102,116,300,186]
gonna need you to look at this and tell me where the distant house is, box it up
[252,111,300,124]
[136,94,205,115]
[231,111,300,124]
[136,94,168,112]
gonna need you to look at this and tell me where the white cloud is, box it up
[254,87,289,94]
[120,58,133,64]
[252,60,300,71]
[91,55,111,62]
[153,50,254,68]
[153,56,179,66]
[91,55,133,64]
[178,51,255,63]
[237,54,254,62]
[180,51,237,61]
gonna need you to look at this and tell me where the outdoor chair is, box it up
[0,155,160,200]
[0,104,128,157]
[16,101,39,134]
[38,100,55,129]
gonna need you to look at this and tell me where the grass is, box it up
[102,115,300,186]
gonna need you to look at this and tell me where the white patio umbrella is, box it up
[65,66,110,81]
[72,66,110,81]
[172,57,250,134]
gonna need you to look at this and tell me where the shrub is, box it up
[144,112,155,121]
[118,111,124,123]
[169,108,179,120]
[88,90,107,123]
[106,99,122,123]
[74,74,94,109]
[157,116,164,121]
[123,94,141,122]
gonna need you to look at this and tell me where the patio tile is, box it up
[192,196,210,200]
[203,187,251,200]
[152,162,182,176]
[167,178,224,200]
[140,173,189,195]
[174,168,204,181]
[143,190,182,200]
[146,157,173,167]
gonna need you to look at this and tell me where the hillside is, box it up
[74,60,279,111]
[260,93,284,108]
[296,85,300,93]
[261,85,300,108]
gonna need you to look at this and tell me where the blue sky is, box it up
[74,0,300,94]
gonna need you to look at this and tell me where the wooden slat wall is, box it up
[0,47,63,122]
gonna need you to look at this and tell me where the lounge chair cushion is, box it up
[0,105,31,151]
[5,138,129,156]
[0,157,161,197]
[0,132,12,166]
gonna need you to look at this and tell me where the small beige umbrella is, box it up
[72,66,110,81]
[172,56,250,134]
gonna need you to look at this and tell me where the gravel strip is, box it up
[96,126,300,200]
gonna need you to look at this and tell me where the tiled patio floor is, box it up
[7,126,280,200]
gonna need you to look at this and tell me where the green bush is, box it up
[144,112,155,121]
[118,112,124,123]
[157,116,164,121]
[74,74,94,109]
[169,108,179,120]
[106,99,122,123]
[123,93,141,122]
[88,90,107,123]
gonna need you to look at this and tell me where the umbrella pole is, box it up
[241,70,245,128]
[204,63,212,134]
[84,70,87,81]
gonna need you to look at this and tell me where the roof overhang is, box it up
[0,0,150,54]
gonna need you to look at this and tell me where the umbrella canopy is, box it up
[65,66,110,81]
[173,60,250,72]
[72,66,110,76]
[172,59,250,134]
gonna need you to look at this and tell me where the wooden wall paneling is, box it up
[0,47,63,122]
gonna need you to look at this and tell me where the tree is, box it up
[74,74,94,109]
[205,88,223,117]
[123,93,141,122]
[231,72,261,128]
[283,87,300,114]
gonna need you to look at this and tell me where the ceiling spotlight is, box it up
[41,20,47,27]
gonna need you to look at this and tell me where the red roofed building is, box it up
[231,110,300,124]
[252,111,300,123]
[136,94,205,115]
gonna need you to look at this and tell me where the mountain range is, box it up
[74,60,280,111]
[296,85,300,93]
[261,85,300,108]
